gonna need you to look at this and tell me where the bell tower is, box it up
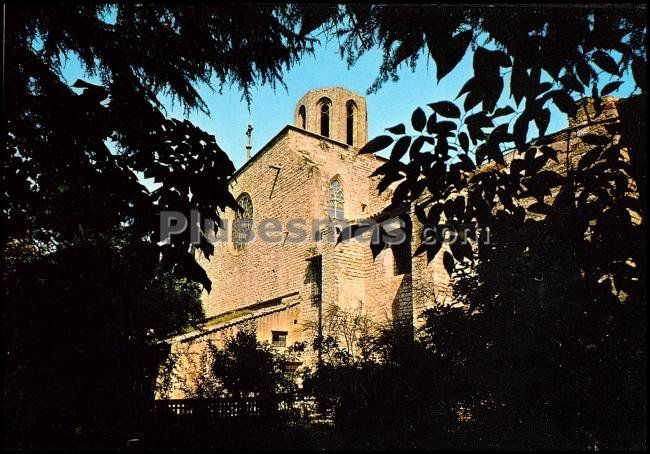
[294,87,368,147]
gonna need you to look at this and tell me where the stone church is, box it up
[160,86,628,398]
[161,87,454,397]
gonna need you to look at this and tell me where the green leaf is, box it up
[359,135,394,154]
[428,101,461,118]
[411,107,426,132]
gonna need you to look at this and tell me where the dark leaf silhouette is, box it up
[632,56,647,91]
[458,131,469,152]
[578,146,604,169]
[491,106,515,118]
[511,60,528,106]
[514,114,530,151]
[576,58,593,86]
[528,201,553,214]
[461,79,485,112]
[442,250,455,275]
[510,158,526,175]
[377,172,404,194]
[560,73,585,93]
[5,4,647,450]
[386,123,406,134]
[390,136,412,161]
[359,135,394,154]
[534,108,551,138]
[540,145,559,163]
[426,112,438,134]
[487,144,506,166]
[428,101,461,118]
[582,134,611,146]
[409,136,426,160]
[411,107,427,132]
[601,80,623,96]
[591,50,620,75]
[430,120,457,136]
[336,223,374,245]
[550,90,578,116]
[458,153,476,171]
[426,29,473,81]
[370,227,386,259]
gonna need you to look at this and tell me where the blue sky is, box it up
[59,30,637,181]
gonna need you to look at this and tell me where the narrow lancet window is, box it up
[346,100,355,145]
[298,105,306,129]
[319,100,330,137]
[328,178,344,220]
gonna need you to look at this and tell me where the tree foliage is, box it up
[180,330,302,417]
[434,209,647,449]
[302,7,646,449]
[3,4,647,449]
[3,4,316,448]
[4,4,316,289]
[3,235,205,448]
[334,5,646,270]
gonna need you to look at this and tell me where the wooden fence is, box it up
[151,398,262,418]
[148,395,326,422]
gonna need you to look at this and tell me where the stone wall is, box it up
[196,86,393,351]
[294,87,368,147]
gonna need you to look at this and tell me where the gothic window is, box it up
[319,98,331,137]
[346,100,355,145]
[328,178,344,220]
[232,193,253,252]
[298,105,306,129]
